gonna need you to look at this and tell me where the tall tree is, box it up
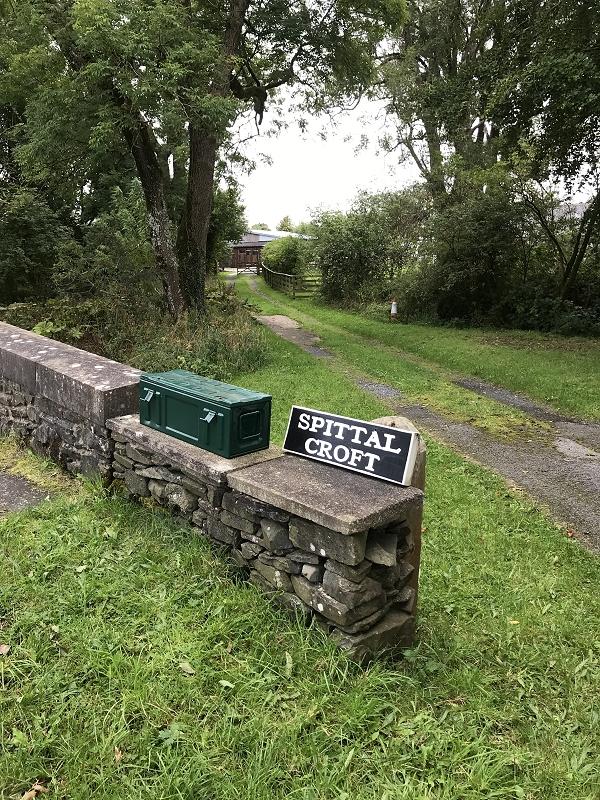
[379,0,503,196]
[379,0,600,302]
[492,0,600,299]
[1,0,406,317]
[277,215,294,232]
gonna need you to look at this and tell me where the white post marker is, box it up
[390,299,398,321]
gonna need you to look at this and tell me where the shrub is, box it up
[312,187,431,304]
[261,236,311,276]
[0,187,78,303]
[312,211,386,302]
[0,282,269,379]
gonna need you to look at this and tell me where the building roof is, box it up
[234,229,305,247]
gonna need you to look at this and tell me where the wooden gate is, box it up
[262,266,322,298]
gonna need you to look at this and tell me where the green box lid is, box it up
[141,369,271,406]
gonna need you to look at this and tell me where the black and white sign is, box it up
[283,406,418,486]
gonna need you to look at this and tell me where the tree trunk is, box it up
[177,0,249,316]
[177,125,218,313]
[560,201,600,301]
[422,116,446,198]
[124,117,185,318]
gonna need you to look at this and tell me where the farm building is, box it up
[228,229,303,272]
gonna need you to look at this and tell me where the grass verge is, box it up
[236,277,600,421]
[1,325,599,799]
[235,278,553,440]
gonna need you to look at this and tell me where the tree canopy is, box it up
[1,0,407,316]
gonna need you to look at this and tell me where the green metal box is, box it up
[139,369,271,458]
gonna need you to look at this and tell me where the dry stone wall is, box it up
[0,322,140,477]
[0,322,425,662]
[108,416,424,662]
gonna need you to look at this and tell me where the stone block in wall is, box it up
[321,571,384,607]
[148,479,168,501]
[222,491,290,524]
[207,517,240,547]
[289,576,388,630]
[220,510,258,536]
[124,470,150,497]
[302,563,323,583]
[114,453,134,470]
[126,443,156,465]
[257,552,303,575]
[331,610,415,663]
[231,548,248,569]
[165,484,197,516]
[370,561,414,591]
[181,477,208,498]
[254,560,293,592]
[136,465,181,482]
[192,508,208,527]
[325,559,372,583]
[315,589,388,629]
[289,519,367,566]
[333,603,394,636]
[241,541,263,560]
[289,549,320,565]
[260,519,293,553]
[290,575,315,607]
[364,529,398,567]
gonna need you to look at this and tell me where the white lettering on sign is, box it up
[284,406,419,487]
[303,436,382,472]
[298,412,311,431]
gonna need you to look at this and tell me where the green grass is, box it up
[1,325,600,799]
[236,277,600,421]
[235,279,554,440]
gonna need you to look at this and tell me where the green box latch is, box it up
[139,369,271,458]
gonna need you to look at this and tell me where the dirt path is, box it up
[253,300,600,553]
[256,315,333,358]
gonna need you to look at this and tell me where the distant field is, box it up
[237,278,600,421]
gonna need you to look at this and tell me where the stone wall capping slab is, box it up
[107,415,283,487]
[0,321,140,423]
[228,455,423,534]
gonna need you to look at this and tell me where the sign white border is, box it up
[283,405,419,487]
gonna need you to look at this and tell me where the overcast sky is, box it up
[234,99,421,229]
